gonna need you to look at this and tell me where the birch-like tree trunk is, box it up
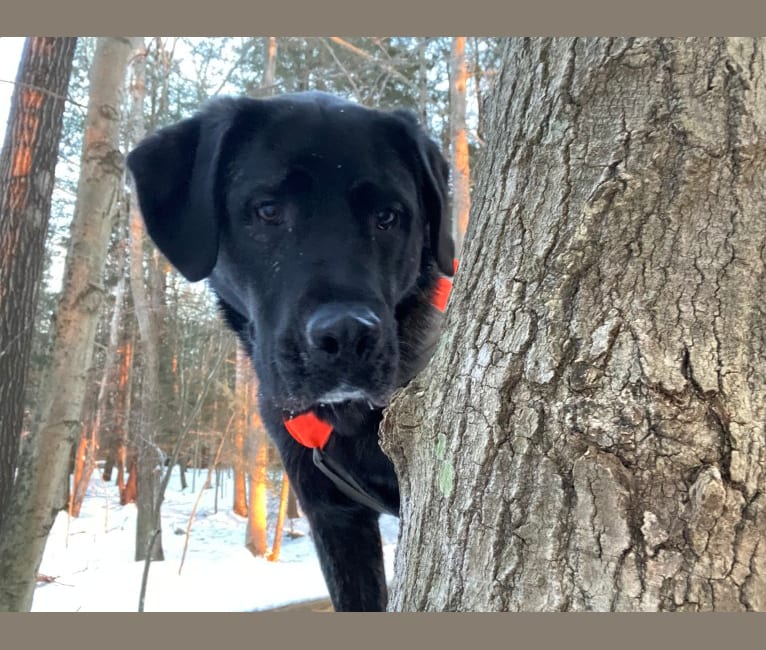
[381,37,766,612]
[0,37,76,533]
[70,228,130,517]
[125,37,165,563]
[0,36,133,612]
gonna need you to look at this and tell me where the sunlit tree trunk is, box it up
[245,374,268,557]
[450,36,471,251]
[268,472,290,561]
[232,348,249,517]
[382,37,766,612]
[0,37,76,536]
[262,37,277,96]
[114,328,134,501]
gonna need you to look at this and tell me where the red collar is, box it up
[283,260,456,449]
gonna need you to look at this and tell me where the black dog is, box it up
[126,92,454,611]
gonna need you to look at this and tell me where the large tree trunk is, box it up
[0,37,76,533]
[381,37,766,612]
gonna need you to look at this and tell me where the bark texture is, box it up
[0,37,136,612]
[0,37,76,531]
[381,37,766,612]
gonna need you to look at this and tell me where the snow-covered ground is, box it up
[31,467,399,612]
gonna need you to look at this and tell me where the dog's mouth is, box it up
[279,383,391,417]
[316,386,377,406]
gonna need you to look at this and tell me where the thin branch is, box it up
[326,37,419,94]
[210,38,257,97]
[136,334,230,611]
[178,411,236,575]
[0,79,87,110]
[319,38,362,102]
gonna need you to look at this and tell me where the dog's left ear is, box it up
[392,110,455,277]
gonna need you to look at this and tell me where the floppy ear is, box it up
[419,136,456,276]
[126,102,235,282]
[392,109,455,277]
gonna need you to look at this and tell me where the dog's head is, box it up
[127,92,454,417]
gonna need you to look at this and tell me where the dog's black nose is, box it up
[305,304,382,360]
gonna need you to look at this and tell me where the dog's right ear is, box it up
[126,103,235,282]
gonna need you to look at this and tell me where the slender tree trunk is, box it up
[450,36,471,251]
[178,457,188,491]
[232,348,249,517]
[471,37,486,145]
[417,38,429,125]
[122,456,137,506]
[262,37,277,96]
[126,37,164,563]
[245,374,268,557]
[268,472,290,562]
[381,37,766,611]
[0,37,76,533]
[287,486,300,520]
[113,329,134,498]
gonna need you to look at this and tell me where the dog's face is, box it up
[127,92,453,418]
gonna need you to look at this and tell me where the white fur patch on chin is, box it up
[316,387,369,405]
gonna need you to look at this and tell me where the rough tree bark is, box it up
[381,37,765,611]
[0,37,137,612]
[0,37,76,533]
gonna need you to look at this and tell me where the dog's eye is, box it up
[253,202,283,224]
[374,208,401,231]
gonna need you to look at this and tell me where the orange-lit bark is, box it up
[268,472,290,562]
[232,348,249,516]
[262,37,277,95]
[245,372,268,557]
[68,421,97,518]
[0,38,76,537]
[232,433,248,517]
[113,337,133,494]
[450,37,471,251]
[122,456,137,506]
[69,429,89,518]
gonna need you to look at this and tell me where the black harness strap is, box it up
[312,448,398,517]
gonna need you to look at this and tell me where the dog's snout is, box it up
[305,304,382,360]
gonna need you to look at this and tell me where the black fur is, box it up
[126,92,454,611]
